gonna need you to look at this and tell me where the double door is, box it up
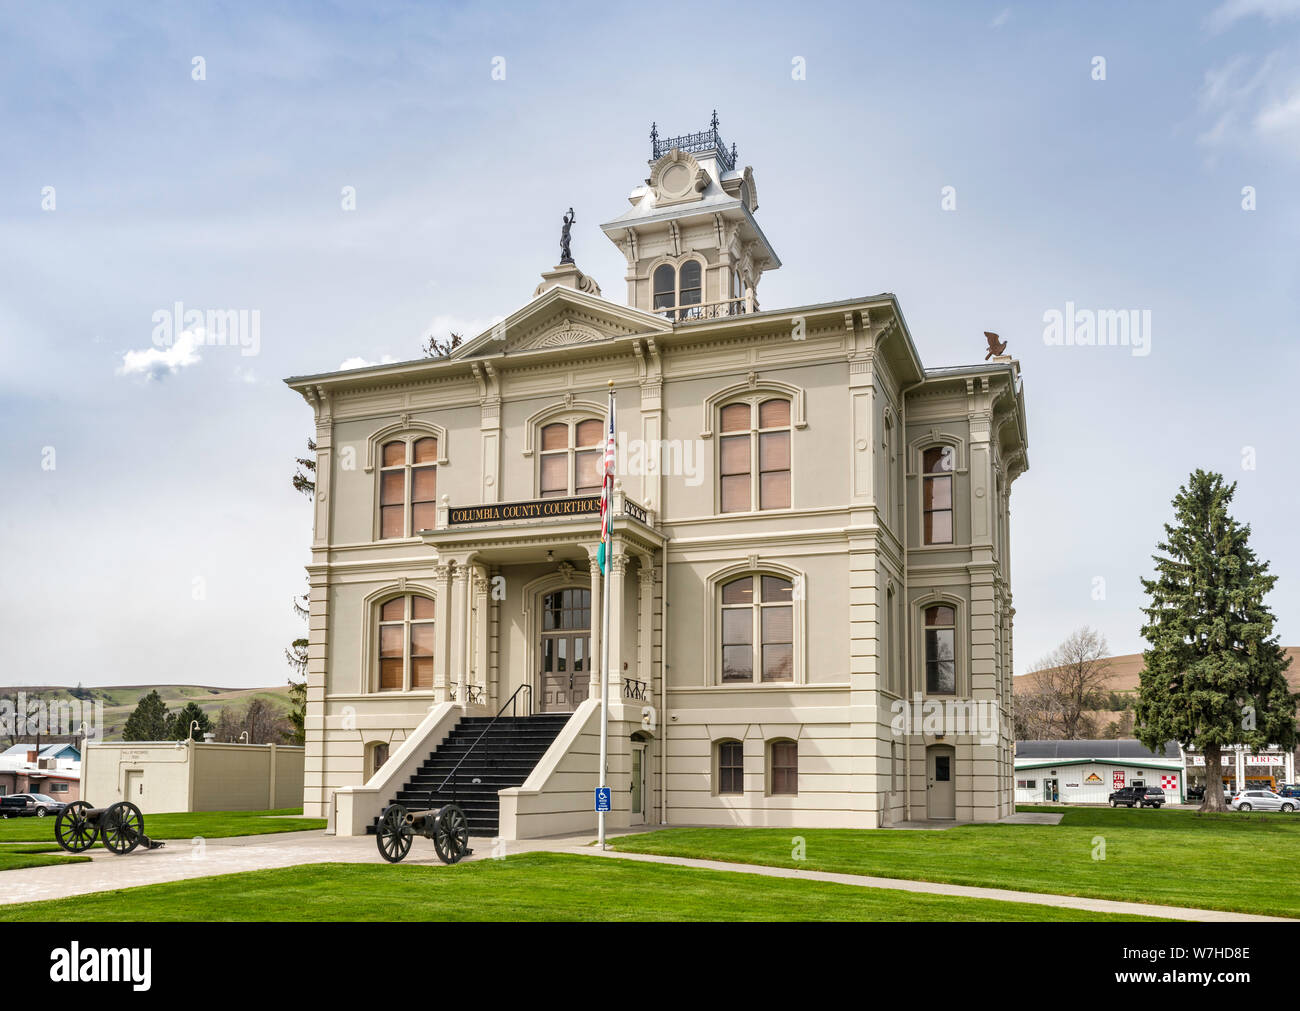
[539,633,590,713]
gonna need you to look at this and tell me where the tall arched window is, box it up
[678,259,702,310]
[653,264,676,311]
[539,418,603,498]
[922,446,954,544]
[379,437,438,539]
[924,604,956,695]
[720,574,793,683]
[377,593,436,691]
[719,398,791,512]
[651,260,705,319]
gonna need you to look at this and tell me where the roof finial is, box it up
[731,141,737,163]
[710,109,720,133]
[650,121,658,153]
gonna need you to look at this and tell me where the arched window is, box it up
[720,574,793,683]
[678,259,702,309]
[539,418,603,498]
[768,740,798,796]
[716,740,744,795]
[651,259,706,319]
[377,594,436,692]
[379,436,439,539]
[923,604,956,695]
[653,264,676,311]
[719,398,791,512]
[922,446,954,544]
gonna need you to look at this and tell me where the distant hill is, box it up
[1014,648,1300,734]
[3,684,294,741]
[1015,648,1300,695]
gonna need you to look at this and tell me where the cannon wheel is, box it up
[54,801,98,853]
[433,803,470,864]
[100,801,145,855]
[376,804,414,863]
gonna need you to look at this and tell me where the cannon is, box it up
[375,802,471,864]
[53,801,166,855]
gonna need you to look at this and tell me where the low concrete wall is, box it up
[498,701,602,840]
[332,702,466,836]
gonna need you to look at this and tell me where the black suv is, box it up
[1108,786,1166,808]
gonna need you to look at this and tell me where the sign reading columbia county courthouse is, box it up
[449,495,601,525]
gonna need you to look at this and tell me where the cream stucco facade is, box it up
[287,120,1029,837]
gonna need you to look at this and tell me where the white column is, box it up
[473,566,490,707]
[606,548,627,704]
[450,564,471,700]
[433,563,452,702]
[637,561,654,690]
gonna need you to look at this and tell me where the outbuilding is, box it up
[1015,739,1183,805]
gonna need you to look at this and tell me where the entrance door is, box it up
[630,742,647,824]
[124,770,143,805]
[926,745,956,819]
[540,634,591,713]
[538,588,592,714]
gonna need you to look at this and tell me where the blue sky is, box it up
[1,0,1297,687]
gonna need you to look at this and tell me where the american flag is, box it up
[598,389,615,569]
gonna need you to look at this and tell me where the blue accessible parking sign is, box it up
[595,787,611,812]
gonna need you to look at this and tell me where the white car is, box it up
[1230,789,1296,813]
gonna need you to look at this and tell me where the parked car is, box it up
[0,793,67,818]
[1230,790,1296,813]
[1187,785,1205,801]
[1277,784,1300,798]
[1108,786,1166,808]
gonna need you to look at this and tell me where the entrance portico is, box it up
[417,485,664,716]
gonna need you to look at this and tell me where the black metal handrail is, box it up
[434,684,532,804]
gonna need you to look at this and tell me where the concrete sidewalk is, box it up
[0,827,1290,923]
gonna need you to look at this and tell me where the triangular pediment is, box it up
[452,285,670,360]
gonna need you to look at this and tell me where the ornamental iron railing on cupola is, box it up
[650,110,737,173]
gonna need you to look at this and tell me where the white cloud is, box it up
[1207,0,1300,32]
[990,8,1011,28]
[337,354,398,371]
[1255,88,1300,152]
[117,329,202,380]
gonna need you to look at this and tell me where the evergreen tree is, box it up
[1136,470,1296,812]
[165,701,213,740]
[122,690,171,741]
[286,676,307,746]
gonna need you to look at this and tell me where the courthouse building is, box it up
[286,117,1030,837]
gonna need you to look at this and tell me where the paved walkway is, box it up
[0,827,1288,922]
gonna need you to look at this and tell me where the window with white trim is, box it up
[377,593,436,692]
[923,604,956,695]
[379,436,438,539]
[719,398,791,513]
[721,574,794,683]
[539,418,602,498]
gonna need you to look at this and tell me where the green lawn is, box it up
[0,808,325,844]
[612,806,1300,918]
[0,844,89,872]
[0,852,1157,922]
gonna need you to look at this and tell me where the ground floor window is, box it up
[769,740,798,796]
[717,741,743,795]
[49,782,68,793]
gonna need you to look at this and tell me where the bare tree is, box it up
[1033,627,1114,740]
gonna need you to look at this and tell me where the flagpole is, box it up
[598,380,614,849]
